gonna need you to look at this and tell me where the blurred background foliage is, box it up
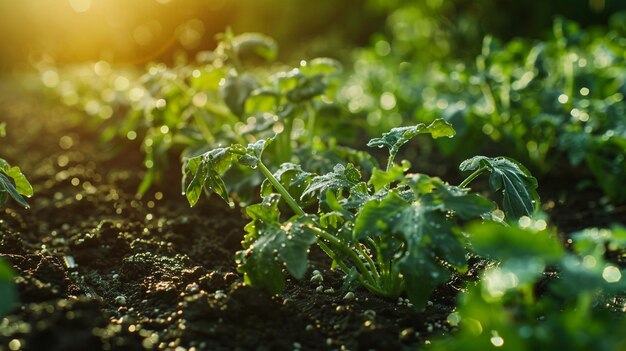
[1,0,625,71]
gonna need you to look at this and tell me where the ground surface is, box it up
[0,81,623,351]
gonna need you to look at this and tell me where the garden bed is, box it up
[1,79,622,351]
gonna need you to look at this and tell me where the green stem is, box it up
[193,112,215,144]
[356,244,380,280]
[386,153,396,173]
[305,102,316,148]
[459,166,488,189]
[307,226,377,287]
[317,240,351,274]
[257,160,305,216]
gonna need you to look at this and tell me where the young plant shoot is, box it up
[182,119,539,309]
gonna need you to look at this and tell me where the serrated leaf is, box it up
[460,156,539,220]
[278,217,317,278]
[238,195,316,293]
[261,162,313,201]
[301,163,361,200]
[367,119,455,161]
[246,138,271,159]
[182,147,235,206]
[430,183,496,219]
[353,191,410,240]
[369,162,409,192]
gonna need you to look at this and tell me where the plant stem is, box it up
[193,112,215,144]
[307,226,378,287]
[257,160,305,216]
[316,240,351,274]
[305,102,316,148]
[459,166,488,188]
[356,244,380,280]
[385,148,398,172]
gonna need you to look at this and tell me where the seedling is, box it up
[0,125,33,208]
[183,119,539,308]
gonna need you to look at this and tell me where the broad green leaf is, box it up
[571,225,626,257]
[367,119,455,161]
[182,147,235,206]
[0,172,30,208]
[553,255,626,298]
[0,191,7,207]
[277,216,317,278]
[460,156,539,220]
[301,163,361,200]
[286,74,327,102]
[246,138,271,159]
[368,161,410,192]
[429,183,496,219]
[220,71,259,117]
[299,57,342,76]
[237,195,316,294]
[0,258,18,317]
[399,254,451,310]
[353,191,410,240]
[231,33,278,62]
[245,89,279,115]
[5,166,33,197]
[261,162,313,198]
[466,221,564,263]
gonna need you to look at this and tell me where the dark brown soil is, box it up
[0,79,622,351]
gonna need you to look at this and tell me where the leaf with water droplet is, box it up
[460,156,539,220]
[0,164,32,209]
[367,119,456,162]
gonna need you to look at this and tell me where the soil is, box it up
[0,80,623,351]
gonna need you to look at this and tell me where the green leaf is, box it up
[237,195,316,294]
[466,221,564,263]
[220,71,259,117]
[400,254,451,310]
[286,74,327,102]
[299,57,342,76]
[353,191,410,240]
[182,147,235,206]
[0,172,30,209]
[460,156,539,220]
[261,162,314,206]
[368,161,409,192]
[231,33,278,62]
[367,119,455,160]
[5,166,33,197]
[301,163,361,200]
[0,258,18,317]
[0,123,5,137]
[246,138,271,159]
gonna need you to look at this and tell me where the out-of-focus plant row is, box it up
[342,14,626,202]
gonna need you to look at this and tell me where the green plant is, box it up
[341,15,626,202]
[432,220,626,351]
[0,123,31,316]
[0,124,33,208]
[182,119,539,308]
[41,32,347,200]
